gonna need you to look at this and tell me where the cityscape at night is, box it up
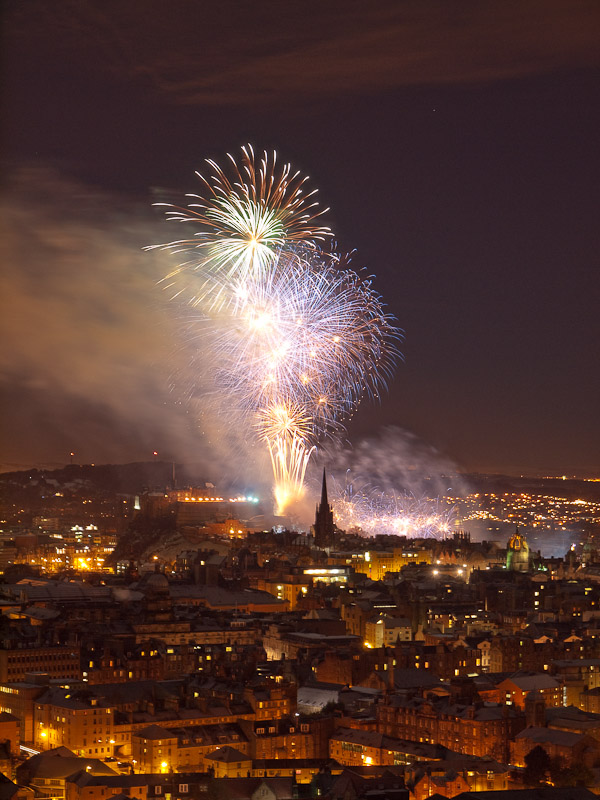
[2,1,600,799]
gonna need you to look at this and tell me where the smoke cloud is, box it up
[315,426,472,500]
[0,167,268,486]
[0,170,470,526]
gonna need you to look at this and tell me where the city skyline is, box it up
[2,0,599,479]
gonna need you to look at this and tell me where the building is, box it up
[65,772,211,800]
[506,529,531,572]
[510,726,600,768]
[0,647,81,684]
[364,616,412,649]
[240,716,333,760]
[0,710,20,764]
[491,673,564,710]
[0,676,53,742]
[329,728,444,767]
[407,758,509,799]
[377,694,525,762]
[33,688,115,758]
[204,746,252,777]
[131,723,249,773]
[313,471,335,549]
[16,749,119,800]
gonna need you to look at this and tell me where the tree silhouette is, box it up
[523,745,551,786]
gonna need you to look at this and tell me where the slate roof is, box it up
[89,679,183,705]
[36,688,109,711]
[67,773,151,789]
[393,668,442,689]
[203,777,296,800]
[514,726,586,747]
[205,746,250,763]
[500,673,561,691]
[3,582,112,604]
[18,753,119,780]
[169,586,287,607]
[331,728,446,759]
[67,772,211,789]
[411,757,507,775]
[0,775,19,800]
[296,686,339,709]
[135,725,177,741]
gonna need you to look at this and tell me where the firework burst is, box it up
[257,403,316,515]
[211,249,398,430]
[151,145,331,308]
[331,479,456,538]
[333,482,455,539]
[180,247,399,512]
[153,147,400,514]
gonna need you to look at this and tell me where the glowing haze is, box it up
[153,146,400,513]
[317,427,470,539]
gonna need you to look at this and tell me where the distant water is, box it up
[463,519,581,558]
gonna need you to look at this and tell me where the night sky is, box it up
[1,0,599,479]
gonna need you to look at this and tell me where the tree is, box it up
[553,759,595,788]
[523,745,551,786]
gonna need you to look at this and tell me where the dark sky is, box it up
[1,0,599,479]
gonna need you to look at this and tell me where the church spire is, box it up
[321,468,329,508]
[314,468,335,549]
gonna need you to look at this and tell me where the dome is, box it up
[506,529,530,572]
[140,569,170,595]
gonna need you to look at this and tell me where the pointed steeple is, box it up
[314,467,335,549]
[321,468,329,508]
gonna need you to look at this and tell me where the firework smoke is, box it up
[317,426,472,538]
[0,167,256,473]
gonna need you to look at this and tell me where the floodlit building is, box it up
[506,528,531,572]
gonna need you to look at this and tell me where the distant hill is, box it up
[1,462,597,504]
[459,472,600,502]
[0,461,212,496]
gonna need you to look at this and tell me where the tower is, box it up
[506,527,531,572]
[525,691,546,728]
[313,469,335,549]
